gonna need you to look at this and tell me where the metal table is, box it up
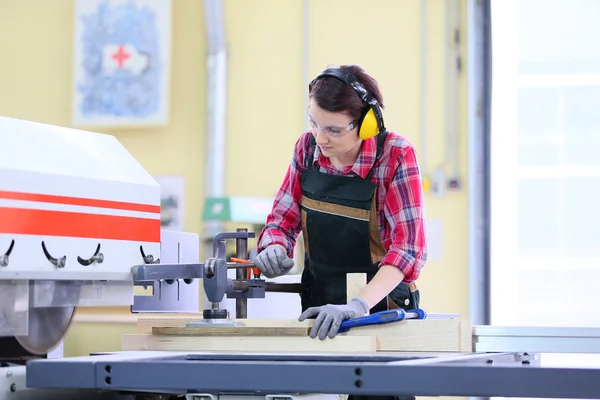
[19,350,600,399]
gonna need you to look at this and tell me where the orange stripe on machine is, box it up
[0,207,160,242]
[0,190,160,214]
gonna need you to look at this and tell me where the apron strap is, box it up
[306,136,318,170]
[365,129,389,181]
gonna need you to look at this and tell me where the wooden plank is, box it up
[459,320,473,352]
[122,333,376,353]
[135,316,471,353]
[348,319,472,353]
[137,317,311,334]
[153,326,310,336]
[73,307,205,324]
[346,273,366,304]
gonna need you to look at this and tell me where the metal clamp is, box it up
[208,228,258,319]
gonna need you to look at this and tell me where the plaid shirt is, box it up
[257,131,427,283]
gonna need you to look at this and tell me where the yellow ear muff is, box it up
[358,107,380,140]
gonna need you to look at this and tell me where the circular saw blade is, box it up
[1,281,81,357]
[15,303,76,355]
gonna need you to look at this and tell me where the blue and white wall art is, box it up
[72,0,172,127]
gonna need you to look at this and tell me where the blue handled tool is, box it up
[337,308,427,334]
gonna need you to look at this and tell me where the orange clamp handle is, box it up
[230,257,260,279]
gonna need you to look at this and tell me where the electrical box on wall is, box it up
[429,168,447,197]
[424,169,461,197]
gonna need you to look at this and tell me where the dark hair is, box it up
[308,64,384,121]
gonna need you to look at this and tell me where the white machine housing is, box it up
[0,116,165,338]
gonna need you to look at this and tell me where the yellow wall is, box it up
[0,0,471,361]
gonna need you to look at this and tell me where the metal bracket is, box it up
[77,243,104,266]
[41,241,66,268]
[0,239,14,267]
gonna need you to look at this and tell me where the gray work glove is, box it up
[254,245,294,278]
[298,297,369,340]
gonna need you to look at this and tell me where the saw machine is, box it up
[0,116,299,362]
[2,116,600,400]
[0,115,161,360]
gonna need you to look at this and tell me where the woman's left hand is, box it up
[298,297,369,340]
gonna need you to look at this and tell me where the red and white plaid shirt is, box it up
[257,131,427,283]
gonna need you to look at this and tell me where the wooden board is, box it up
[459,318,472,352]
[346,319,472,352]
[130,315,472,353]
[122,333,377,353]
[153,326,310,336]
[346,273,366,303]
[137,317,310,334]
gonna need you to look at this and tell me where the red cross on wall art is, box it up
[112,45,131,68]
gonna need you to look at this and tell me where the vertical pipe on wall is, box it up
[444,0,452,168]
[302,0,310,131]
[444,0,461,179]
[290,0,310,275]
[203,0,227,239]
[452,0,461,178]
[201,0,228,311]
[420,0,428,174]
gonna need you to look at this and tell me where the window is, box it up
[490,0,600,374]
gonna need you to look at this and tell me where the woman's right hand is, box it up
[254,244,294,278]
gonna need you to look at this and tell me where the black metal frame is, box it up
[21,351,600,398]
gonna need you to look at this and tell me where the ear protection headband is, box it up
[308,67,385,140]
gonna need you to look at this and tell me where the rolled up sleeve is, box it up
[380,146,428,282]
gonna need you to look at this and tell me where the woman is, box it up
[254,64,427,341]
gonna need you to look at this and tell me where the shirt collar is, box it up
[312,136,378,179]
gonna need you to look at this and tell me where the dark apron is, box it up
[299,132,419,314]
[299,132,419,400]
